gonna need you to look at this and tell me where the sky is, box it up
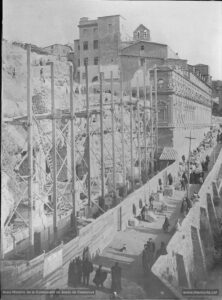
[3,0,222,80]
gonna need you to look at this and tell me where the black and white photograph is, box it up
[1,1,222,299]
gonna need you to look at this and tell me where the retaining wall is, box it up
[152,148,222,298]
[1,160,179,289]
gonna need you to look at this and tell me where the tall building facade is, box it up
[149,65,212,157]
[74,15,124,84]
[74,15,213,158]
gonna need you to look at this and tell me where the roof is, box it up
[120,40,167,51]
[133,24,150,33]
[159,147,178,161]
[98,14,120,19]
[43,44,72,50]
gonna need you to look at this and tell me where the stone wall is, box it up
[152,149,222,298]
[1,160,179,288]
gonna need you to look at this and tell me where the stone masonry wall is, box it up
[2,160,179,288]
[152,149,222,298]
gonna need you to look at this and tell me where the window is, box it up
[83,41,88,50]
[78,44,80,51]
[158,79,164,89]
[77,71,80,82]
[82,72,86,80]
[140,58,145,66]
[137,31,140,39]
[84,58,88,65]
[94,57,99,65]
[93,27,98,34]
[93,40,98,49]
[78,59,80,67]
[83,28,88,35]
[141,45,144,51]
[108,24,112,33]
[144,30,147,39]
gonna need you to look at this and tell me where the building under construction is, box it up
[1,15,213,263]
[2,45,159,260]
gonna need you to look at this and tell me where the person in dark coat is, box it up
[180,198,188,217]
[68,260,73,286]
[82,246,91,262]
[156,242,167,260]
[158,178,163,191]
[72,259,79,287]
[185,197,192,213]
[82,257,93,286]
[204,159,209,172]
[162,216,170,233]
[142,244,149,275]
[141,205,146,221]
[93,265,107,288]
[111,262,122,295]
[180,177,186,191]
[76,256,82,285]
[182,172,188,188]
[168,173,173,185]
[149,195,155,210]
[147,238,155,254]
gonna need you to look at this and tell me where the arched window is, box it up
[144,30,147,39]
[137,31,140,39]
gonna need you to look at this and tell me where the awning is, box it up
[159,147,178,161]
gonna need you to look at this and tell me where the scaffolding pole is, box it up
[129,82,134,191]
[27,44,34,258]
[69,65,77,235]
[154,66,158,158]
[51,62,58,243]
[150,82,154,174]
[100,72,105,205]
[120,72,126,193]
[143,60,147,181]
[111,71,116,195]
[85,63,91,208]
[137,76,142,185]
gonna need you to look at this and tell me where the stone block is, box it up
[163,186,174,197]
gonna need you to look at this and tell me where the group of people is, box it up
[142,238,167,275]
[68,246,93,287]
[68,246,122,298]
[142,238,156,274]
[68,256,93,287]
[180,193,200,217]
[179,145,212,190]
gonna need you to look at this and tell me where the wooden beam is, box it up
[129,81,134,191]
[137,76,142,186]
[27,44,34,258]
[143,60,147,181]
[154,66,158,156]
[100,72,105,205]
[111,71,116,196]
[51,62,58,243]
[85,63,91,208]
[120,71,126,193]
[69,65,77,236]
